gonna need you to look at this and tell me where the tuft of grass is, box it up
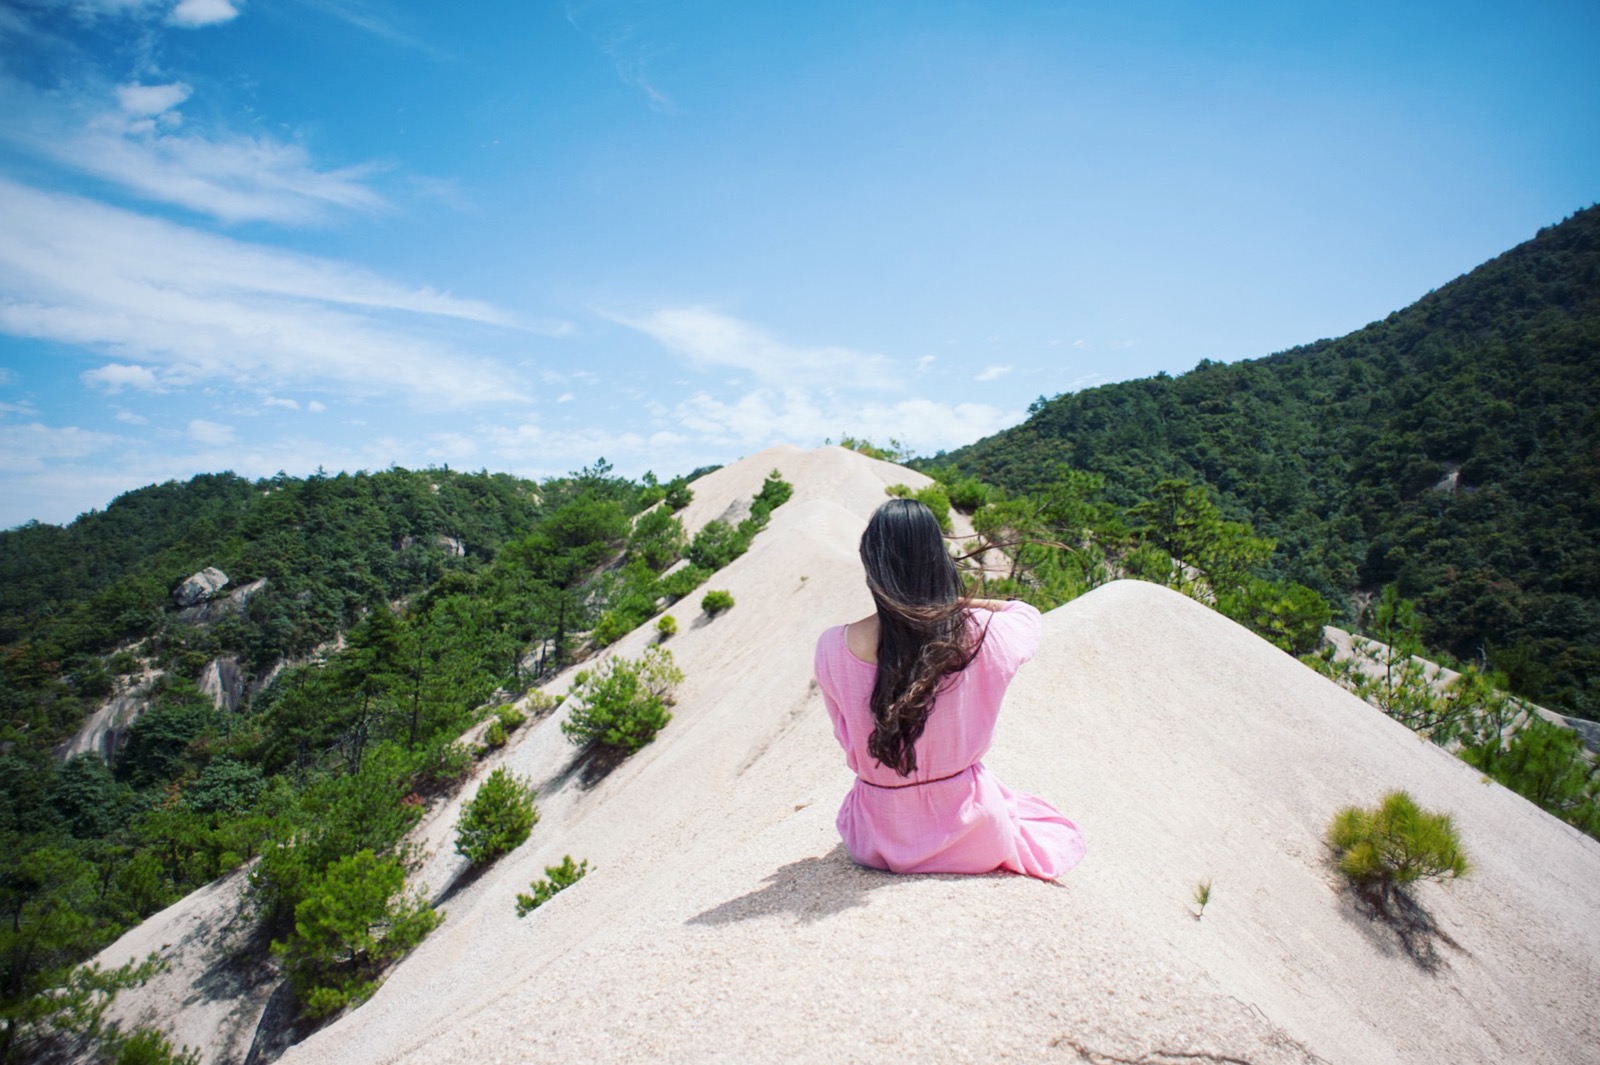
[1192,878,1212,919]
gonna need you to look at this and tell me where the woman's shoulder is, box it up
[815,617,877,668]
[969,599,1042,665]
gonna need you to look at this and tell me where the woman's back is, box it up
[815,600,1085,878]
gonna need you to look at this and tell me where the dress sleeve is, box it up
[814,627,851,750]
[979,600,1042,676]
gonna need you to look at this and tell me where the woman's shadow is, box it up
[687,844,1023,927]
[687,845,895,926]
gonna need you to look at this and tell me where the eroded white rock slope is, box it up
[101,445,1600,1065]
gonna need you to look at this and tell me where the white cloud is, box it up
[0,422,125,473]
[82,363,162,392]
[188,418,235,445]
[0,369,15,385]
[0,400,39,416]
[610,306,896,389]
[1,74,387,225]
[264,396,300,410]
[0,178,554,407]
[673,387,1021,456]
[974,364,1012,382]
[916,355,935,372]
[426,431,478,463]
[307,400,327,412]
[168,0,239,27]
[116,81,192,116]
[114,410,148,424]
[557,392,574,403]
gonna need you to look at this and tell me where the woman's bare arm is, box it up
[966,597,1019,611]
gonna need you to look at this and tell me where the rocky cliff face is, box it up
[174,567,230,607]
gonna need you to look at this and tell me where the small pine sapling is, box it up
[1192,878,1212,919]
[1327,790,1469,903]
[657,614,678,640]
[701,589,735,615]
[515,855,590,917]
[454,767,539,868]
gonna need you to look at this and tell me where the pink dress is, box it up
[814,601,1085,879]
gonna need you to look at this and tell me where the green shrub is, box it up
[560,646,683,753]
[114,1027,201,1065]
[496,704,526,731]
[454,767,539,867]
[913,485,953,532]
[884,483,913,498]
[1327,791,1469,899]
[417,740,473,792]
[629,506,687,570]
[656,564,712,599]
[1217,577,1331,656]
[701,589,735,615]
[1463,717,1600,834]
[947,477,996,513]
[663,478,693,510]
[589,610,630,647]
[656,614,678,639]
[515,855,590,917]
[749,471,793,521]
[481,719,508,751]
[686,520,749,570]
[271,849,441,1018]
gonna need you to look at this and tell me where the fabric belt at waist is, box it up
[857,763,976,790]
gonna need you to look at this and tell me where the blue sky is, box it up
[1,0,1596,527]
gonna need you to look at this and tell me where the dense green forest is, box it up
[0,458,765,1061]
[935,205,1600,722]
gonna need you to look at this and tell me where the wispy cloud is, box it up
[287,0,449,57]
[1,74,388,225]
[564,1,676,113]
[0,177,560,407]
[975,364,1012,381]
[188,418,235,445]
[674,387,1021,456]
[0,422,128,473]
[609,306,897,390]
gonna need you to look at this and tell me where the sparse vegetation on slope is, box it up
[454,767,539,868]
[272,848,441,1018]
[515,855,590,917]
[560,647,684,754]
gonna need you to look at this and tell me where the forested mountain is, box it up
[0,456,760,1061]
[937,205,1600,721]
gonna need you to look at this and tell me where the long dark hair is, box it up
[860,498,986,776]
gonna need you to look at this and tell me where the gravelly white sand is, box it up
[99,446,1600,1065]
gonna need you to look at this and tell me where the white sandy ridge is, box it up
[98,445,1600,1064]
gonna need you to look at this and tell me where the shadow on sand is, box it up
[537,741,633,795]
[1333,879,1467,973]
[686,844,1043,927]
[686,845,894,926]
